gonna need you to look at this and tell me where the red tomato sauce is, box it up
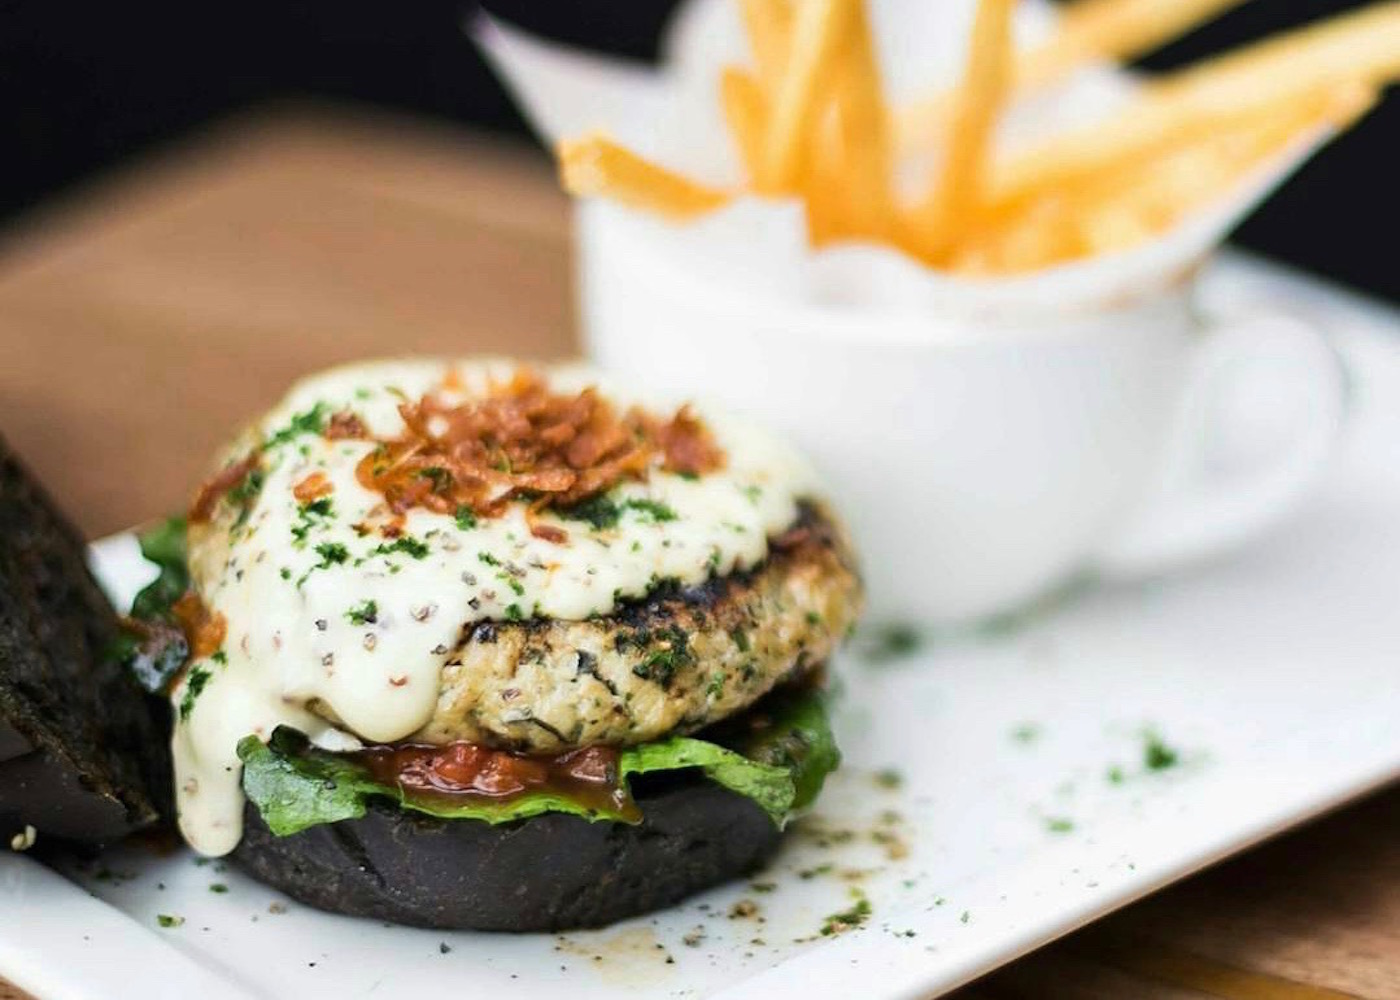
[353,742,642,820]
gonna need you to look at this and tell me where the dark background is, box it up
[3,0,1395,300]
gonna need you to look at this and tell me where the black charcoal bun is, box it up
[0,435,171,847]
[231,772,780,931]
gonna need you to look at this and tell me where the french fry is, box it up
[1153,0,1400,102]
[1073,203,1158,259]
[906,0,1017,263]
[831,0,893,238]
[763,0,853,192]
[553,0,1392,278]
[990,2,1400,207]
[1101,84,1377,222]
[738,0,794,95]
[720,67,771,189]
[964,83,1379,272]
[1070,89,1378,259]
[1024,0,1254,89]
[948,196,1086,273]
[897,0,1253,150]
[804,108,851,246]
[557,134,732,220]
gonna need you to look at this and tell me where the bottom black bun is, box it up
[231,772,782,931]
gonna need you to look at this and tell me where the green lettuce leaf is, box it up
[239,687,839,837]
[240,728,647,835]
[116,516,192,694]
[726,685,841,812]
[620,737,794,825]
[130,516,190,622]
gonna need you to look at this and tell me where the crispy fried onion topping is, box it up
[172,590,227,661]
[351,369,723,538]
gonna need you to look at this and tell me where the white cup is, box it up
[578,202,1349,625]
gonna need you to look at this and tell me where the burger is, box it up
[131,359,862,931]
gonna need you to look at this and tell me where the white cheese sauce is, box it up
[171,358,816,856]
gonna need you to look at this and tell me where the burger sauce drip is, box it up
[354,742,641,821]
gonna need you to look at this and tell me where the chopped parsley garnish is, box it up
[1044,816,1075,834]
[179,666,212,720]
[1011,722,1041,744]
[314,542,349,566]
[264,403,329,449]
[367,536,429,561]
[228,467,263,503]
[630,628,692,687]
[857,623,922,663]
[297,541,350,587]
[211,650,228,665]
[559,495,622,529]
[156,914,185,928]
[454,506,477,531]
[820,894,871,936]
[706,672,726,699]
[478,551,501,567]
[209,883,229,894]
[873,768,903,790]
[504,603,524,622]
[1143,730,1180,771]
[559,494,680,531]
[290,497,335,547]
[1105,731,1182,786]
[741,484,763,504]
[504,576,525,597]
[227,467,265,524]
[345,600,378,626]
[625,498,677,523]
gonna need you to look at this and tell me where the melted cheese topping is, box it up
[172,359,815,856]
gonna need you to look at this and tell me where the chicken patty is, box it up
[401,501,861,751]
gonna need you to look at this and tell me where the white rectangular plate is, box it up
[4,253,1398,1000]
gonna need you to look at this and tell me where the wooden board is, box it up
[0,106,572,538]
[0,106,1395,1000]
